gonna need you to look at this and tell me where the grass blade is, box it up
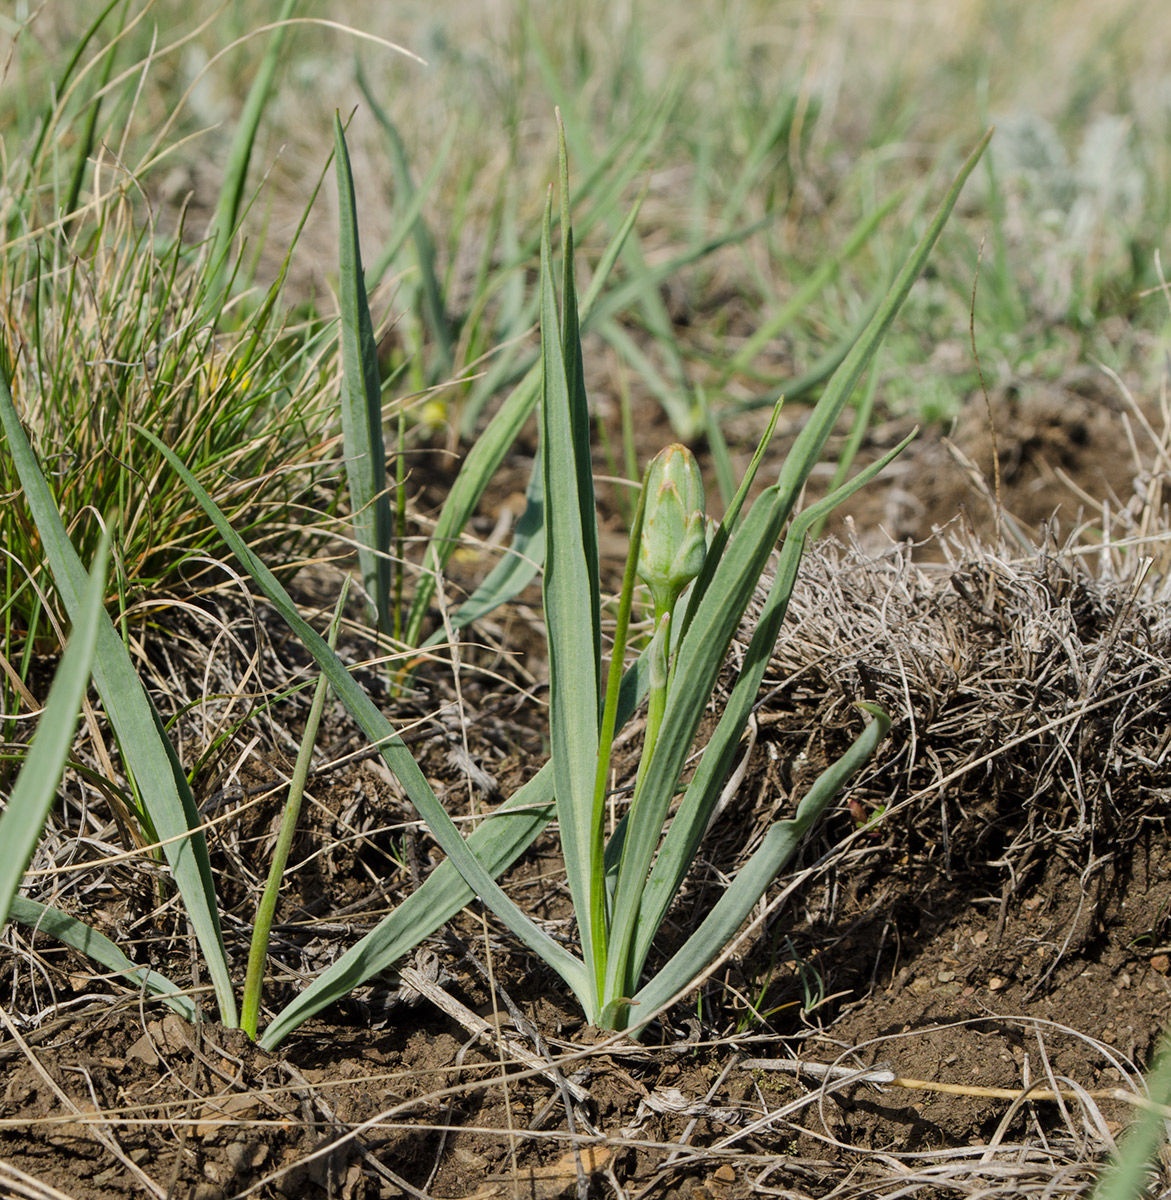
[63,1,128,221]
[776,128,992,499]
[0,534,108,926]
[0,374,237,1026]
[359,71,454,377]
[8,898,195,1022]
[728,191,900,373]
[334,114,394,632]
[206,0,297,294]
[21,0,123,188]
[629,704,892,1031]
[1091,1027,1171,1200]
[136,426,594,1011]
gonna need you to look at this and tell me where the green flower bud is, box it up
[637,444,706,617]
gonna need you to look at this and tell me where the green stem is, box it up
[393,411,406,644]
[240,582,348,1039]
[590,468,650,998]
[632,611,670,799]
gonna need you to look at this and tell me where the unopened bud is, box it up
[637,444,706,617]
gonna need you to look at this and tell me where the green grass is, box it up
[5,2,1164,683]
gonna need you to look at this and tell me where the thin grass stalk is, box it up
[240,581,348,1040]
[63,1,129,224]
[20,0,124,197]
[206,0,298,300]
[360,82,454,378]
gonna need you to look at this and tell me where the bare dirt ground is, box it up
[3,369,1171,1199]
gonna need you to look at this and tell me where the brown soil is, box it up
[4,375,1170,1199]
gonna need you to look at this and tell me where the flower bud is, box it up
[637,444,706,617]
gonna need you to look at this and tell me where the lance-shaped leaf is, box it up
[0,373,237,1026]
[0,534,108,926]
[335,114,394,631]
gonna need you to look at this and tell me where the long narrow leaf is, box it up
[728,191,900,372]
[0,535,108,926]
[207,0,297,293]
[540,187,603,1009]
[359,73,454,377]
[629,704,892,1031]
[557,120,602,679]
[136,426,593,1010]
[8,897,195,1022]
[22,0,123,185]
[1091,1027,1171,1200]
[240,583,347,1040]
[0,375,237,1026]
[422,447,544,646]
[776,129,992,502]
[63,1,127,221]
[334,114,394,632]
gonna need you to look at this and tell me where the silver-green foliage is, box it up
[0,126,989,1046]
[0,534,107,927]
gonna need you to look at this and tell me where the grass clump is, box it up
[0,5,342,725]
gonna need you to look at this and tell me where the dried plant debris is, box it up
[749,526,1171,882]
